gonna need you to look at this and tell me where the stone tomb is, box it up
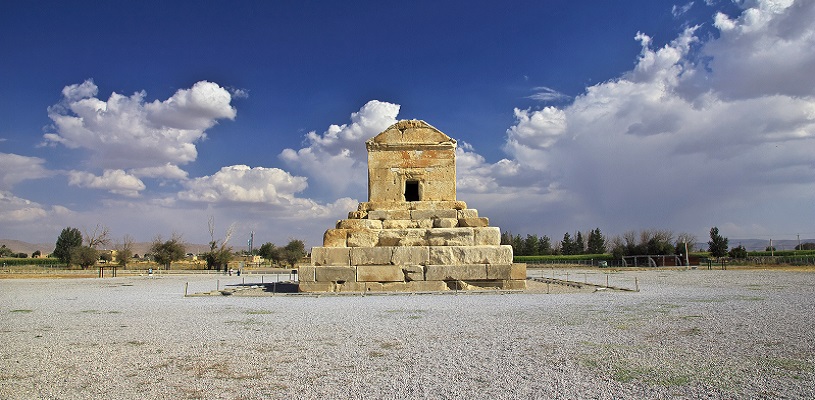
[299,120,526,292]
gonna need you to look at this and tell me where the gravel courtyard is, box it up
[1,269,813,399]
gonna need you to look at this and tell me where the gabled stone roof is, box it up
[366,120,456,149]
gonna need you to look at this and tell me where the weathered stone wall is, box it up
[366,120,457,203]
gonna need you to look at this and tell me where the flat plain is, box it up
[1,269,813,399]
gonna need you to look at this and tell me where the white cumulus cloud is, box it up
[178,165,310,205]
[463,0,815,237]
[67,170,146,197]
[43,80,237,177]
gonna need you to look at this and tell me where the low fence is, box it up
[744,256,815,265]
[524,259,625,267]
[526,268,639,291]
[183,273,299,296]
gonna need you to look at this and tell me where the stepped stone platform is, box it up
[299,120,525,293]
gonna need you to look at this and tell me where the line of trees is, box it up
[503,228,703,259]
[53,225,112,269]
[47,219,307,270]
[0,244,31,258]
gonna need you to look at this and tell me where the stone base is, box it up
[298,279,526,293]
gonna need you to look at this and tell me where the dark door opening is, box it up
[405,181,420,202]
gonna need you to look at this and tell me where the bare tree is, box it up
[676,232,698,252]
[206,216,235,271]
[114,234,135,267]
[85,224,111,248]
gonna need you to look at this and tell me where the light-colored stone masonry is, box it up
[301,120,525,292]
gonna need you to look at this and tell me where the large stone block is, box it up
[298,282,334,292]
[473,227,501,246]
[347,229,379,247]
[378,229,428,246]
[357,265,404,282]
[337,219,383,230]
[428,245,514,265]
[402,265,425,281]
[348,211,367,219]
[311,247,351,266]
[501,279,527,290]
[486,264,521,280]
[298,266,316,282]
[511,263,527,280]
[365,281,448,292]
[425,264,488,281]
[383,219,413,229]
[426,228,475,246]
[363,201,408,211]
[350,247,394,266]
[458,217,489,227]
[457,209,478,219]
[433,218,458,228]
[323,229,348,247]
[335,281,366,292]
[368,210,411,220]
[411,209,458,220]
[410,201,467,210]
[392,247,429,265]
[315,266,357,282]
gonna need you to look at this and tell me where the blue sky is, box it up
[1,0,813,249]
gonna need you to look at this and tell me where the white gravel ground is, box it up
[1,269,814,399]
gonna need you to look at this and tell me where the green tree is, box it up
[587,228,606,254]
[708,227,729,257]
[796,242,815,250]
[575,231,585,255]
[0,245,13,258]
[538,235,552,255]
[151,234,186,270]
[561,232,575,255]
[282,239,306,268]
[70,246,99,269]
[258,242,281,265]
[512,234,524,256]
[523,234,540,256]
[765,246,776,252]
[54,227,83,266]
[729,245,747,259]
[32,250,42,258]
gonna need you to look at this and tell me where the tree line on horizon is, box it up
[498,227,801,259]
[38,219,307,270]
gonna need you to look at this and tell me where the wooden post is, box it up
[184,282,188,297]
[217,279,220,290]
[606,274,609,287]
[635,277,639,292]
